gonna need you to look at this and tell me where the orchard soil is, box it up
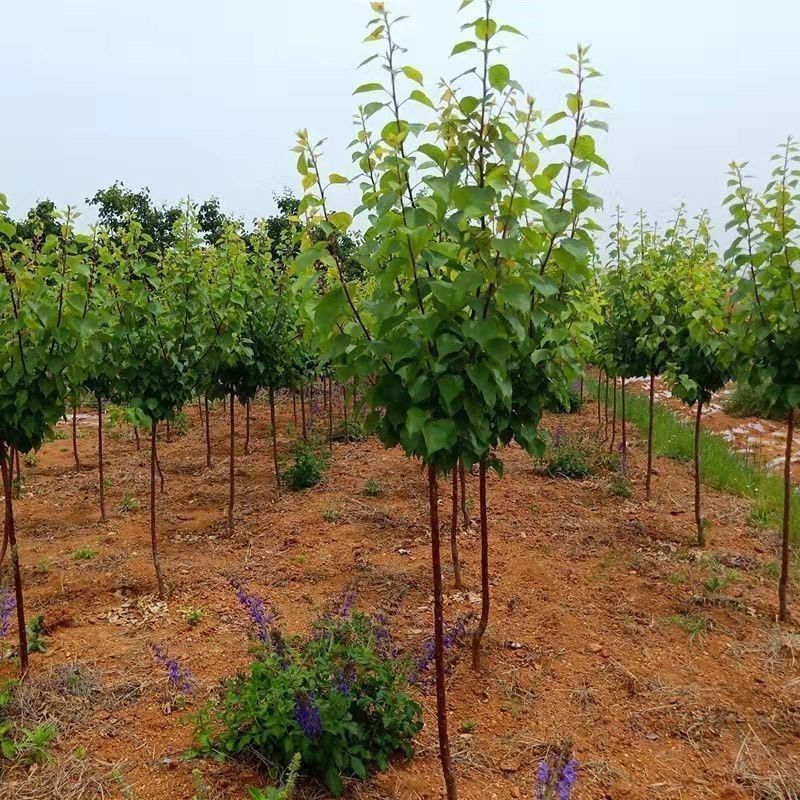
[1,394,799,799]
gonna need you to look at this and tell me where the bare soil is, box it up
[1,393,799,800]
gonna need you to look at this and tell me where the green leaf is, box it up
[452,185,495,218]
[354,82,384,95]
[329,173,350,185]
[488,64,510,91]
[541,208,571,235]
[402,65,424,85]
[409,89,435,109]
[451,40,477,55]
[423,419,457,454]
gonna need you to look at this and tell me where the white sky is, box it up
[3,1,798,235]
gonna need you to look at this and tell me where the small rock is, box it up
[588,642,603,653]
[500,759,520,773]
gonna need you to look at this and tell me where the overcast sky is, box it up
[4,1,798,235]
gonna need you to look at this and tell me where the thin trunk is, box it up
[1,443,29,675]
[459,461,469,530]
[72,403,80,469]
[292,391,298,428]
[596,371,602,426]
[609,377,618,453]
[472,459,489,671]
[309,383,314,419]
[228,392,235,532]
[353,379,358,416]
[133,426,140,451]
[604,376,610,439]
[197,395,203,425]
[245,398,251,455]
[342,384,349,439]
[269,386,280,490]
[149,424,166,599]
[694,400,704,547]
[97,395,106,522]
[778,409,795,622]
[646,371,655,500]
[450,467,463,591]
[427,464,457,800]
[300,387,307,442]
[155,451,164,494]
[13,449,20,484]
[328,378,333,453]
[579,376,584,403]
[165,421,171,444]
[621,376,628,456]
[204,397,211,468]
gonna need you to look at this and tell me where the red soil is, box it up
[1,393,798,799]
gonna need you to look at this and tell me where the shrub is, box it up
[191,609,421,796]
[363,480,379,497]
[283,443,326,490]
[23,452,37,468]
[173,410,190,436]
[182,607,204,627]
[119,495,140,512]
[723,381,781,420]
[71,547,97,561]
[332,419,367,443]
[542,424,594,479]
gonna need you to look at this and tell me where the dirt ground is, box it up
[1,392,799,800]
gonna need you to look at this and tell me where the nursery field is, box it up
[1,392,798,800]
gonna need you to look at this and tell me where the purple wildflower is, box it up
[229,576,276,643]
[373,613,395,659]
[410,614,470,692]
[534,753,578,800]
[333,589,356,619]
[557,759,578,800]
[535,760,550,800]
[552,422,567,449]
[294,692,322,738]
[334,661,357,695]
[0,590,16,638]
[151,644,193,694]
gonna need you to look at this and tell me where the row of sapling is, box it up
[726,138,800,622]
[292,1,608,795]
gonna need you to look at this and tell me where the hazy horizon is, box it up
[4,1,798,236]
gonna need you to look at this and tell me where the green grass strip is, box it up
[585,378,800,541]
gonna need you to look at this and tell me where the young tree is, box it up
[292,2,607,795]
[726,138,800,621]
[0,198,96,674]
[665,213,734,545]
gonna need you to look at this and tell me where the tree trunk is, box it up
[579,376,584,404]
[604,376,610,440]
[779,408,795,622]
[155,451,165,494]
[269,386,280,491]
[165,421,171,444]
[646,371,655,500]
[609,377,617,453]
[204,397,211,467]
[300,386,307,443]
[13,449,20,484]
[228,392,235,532]
[292,391,298,428]
[427,464,457,800]
[97,395,106,522]
[328,378,333,453]
[342,384,348,439]
[459,461,469,530]
[596,371,602,426]
[450,467,463,591]
[245,398,251,455]
[197,395,203,425]
[621,376,628,456]
[133,426,140,451]
[694,400,704,547]
[72,403,80,469]
[1,443,29,675]
[472,459,490,671]
[150,423,166,599]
